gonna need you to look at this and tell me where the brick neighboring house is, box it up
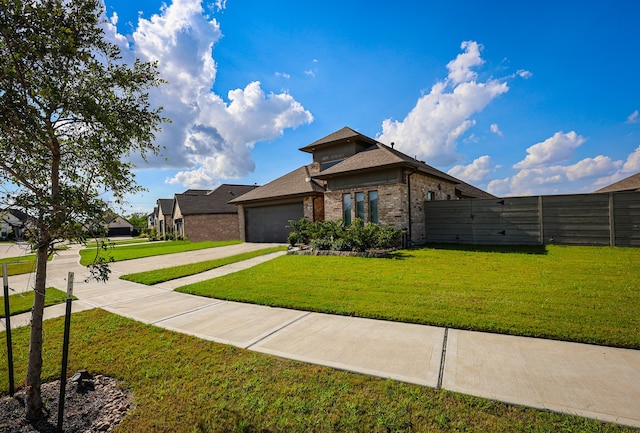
[172,184,258,242]
[231,126,494,244]
[154,198,174,239]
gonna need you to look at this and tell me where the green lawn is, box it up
[0,255,37,277]
[79,239,242,265]
[0,287,69,317]
[120,246,288,285]
[177,244,640,349]
[0,309,631,432]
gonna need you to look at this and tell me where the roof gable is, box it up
[176,184,258,215]
[312,142,459,183]
[299,126,377,153]
[157,198,174,215]
[230,166,325,204]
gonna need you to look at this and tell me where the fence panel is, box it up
[542,194,611,246]
[613,192,640,246]
[424,191,640,247]
[424,200,473,243]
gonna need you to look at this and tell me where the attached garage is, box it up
[245,201,303,243]
[107,226,131,237]
[105,215,133,237]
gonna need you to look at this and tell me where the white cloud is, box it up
[378,41,509,166]
[488,155,622,196]
[446,41,484,85]
[448,155,496,183]
[275,71,290,79]
[490,123,503,136]
[304,69,316,78]
[484,129,631,196]
[627,110,639,124]
[622,145,640,172]
[101,0,312,189]
[513,131,585,169]
[517,69,533,79]
[565,155,621,181]
[109,11,118,25]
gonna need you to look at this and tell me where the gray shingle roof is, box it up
[299,126,377,153]
[453,179,496,199]
[157,199,174,216]
[229,165,325,204]
[176,184,258,215]
[594,172,640,193]
[312,142,460,183]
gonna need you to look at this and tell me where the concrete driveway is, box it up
[0,242,32,259]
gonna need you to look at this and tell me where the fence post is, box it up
[609,193,615,247]
[2,264,14,396]
[538,196,544,245]
[57,272,74,433]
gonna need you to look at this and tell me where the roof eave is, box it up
[230,191,324,205]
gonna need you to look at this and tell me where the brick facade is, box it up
[323,169,456,245]
[182,214,240,242]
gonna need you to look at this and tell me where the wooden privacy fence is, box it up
[424,191,640,247]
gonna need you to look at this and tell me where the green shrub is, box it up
[288,218,402,252]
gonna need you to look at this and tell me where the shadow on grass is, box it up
[422,243,548,255]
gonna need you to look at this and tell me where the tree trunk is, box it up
[25,244,49,421]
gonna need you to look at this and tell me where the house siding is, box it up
[183,214,240,242]
[157,212,173,238]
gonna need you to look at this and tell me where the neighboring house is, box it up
[104,214,134,237]
[594,172,640,193]
[155,198,174,239]
[172,184,258,242]
[0,209,29,240]
[147,210,156,231]
[230,126,494,244]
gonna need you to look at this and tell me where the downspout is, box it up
[407,168,418,247]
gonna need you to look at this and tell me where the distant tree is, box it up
[0,0,166,420]
[127,212,149,235]
[127,212,148,231]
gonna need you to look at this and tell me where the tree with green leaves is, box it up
[0,0,166,420]
[127,212,150,235]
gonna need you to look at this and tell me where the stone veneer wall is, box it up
[323,170,456,245]
[183,213,240,242]
[236,205,247,241]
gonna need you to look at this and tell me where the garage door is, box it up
[108,227,131,237]
[245,202,303,243]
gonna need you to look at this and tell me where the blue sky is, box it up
[101,0,640,213]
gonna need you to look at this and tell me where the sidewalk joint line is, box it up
[437,328,449,389]
[151,299,226,325]
[82,290,182,309]
[244,311,313,350]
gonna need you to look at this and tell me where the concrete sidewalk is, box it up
[2,243,639,428]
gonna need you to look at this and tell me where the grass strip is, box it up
[0,252,56,277]
[0,255,36,277]
[120,246,287,285]
[0,287,71,317]
[177,244,640,349]
[0,309,632,432]
[79,239,242,265]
